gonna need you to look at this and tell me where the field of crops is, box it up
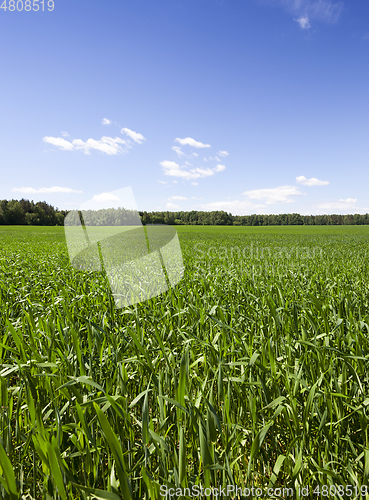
[1,224,369,499]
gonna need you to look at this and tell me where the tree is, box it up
[7,200,25,224]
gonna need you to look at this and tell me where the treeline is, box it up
[0,200,139,226]
[139,210,369,226]
[65,207,141,226]
[0,199,68,226]
[1,199,369,226]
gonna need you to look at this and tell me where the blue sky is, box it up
[1,0,368,215]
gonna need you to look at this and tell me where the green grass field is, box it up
[1,225,369,499]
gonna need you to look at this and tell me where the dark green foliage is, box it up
[1,226,369,498]
[0,199,68,226]
[139,210,369,226]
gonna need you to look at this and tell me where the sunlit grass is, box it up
[1,225,369,499]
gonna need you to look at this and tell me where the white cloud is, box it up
[214,164,226,172]
[80,187,138,211]
[161,160,181,171]
[61,131,69,137]
[43,136,74,151]
[175,137,211,148]
[166,202,180,209]
[43,135,129,155]
[191,182,198,186]
[172,146,186,157]
[73,137,128,155]
[295,16,311,29]
[91,193,120,202]
[160,160,226,180]
[169,196,187,200]
[243,185,304,205]
[296,175,330,186]
[217,150,229,157]
[173,181,178,184]
[102,118,111,125]
[160,136,228,182]
[12,186,82,194]
[161,161,206,180]
[121,127,146,144]
[194,168,217,177]
[158,180,168,184]
[340,198,357,203]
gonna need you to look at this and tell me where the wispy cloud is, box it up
[243,185,304,204]
[43,135,129,155]
[158,180,168,184]
[266,0,343,27]
[160,160,226,181]
[72,137,128,155]
[191,182,198,186]
[175,137,211,148]
[172,146,186,157]
[217,150,229,157]
[159,137,228,183]
[296,175,330,186]
[120,127,146,144]
[168,195,187,201]
[12,186,83,194]
[308,0,343,23]
[44,121,146,156]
